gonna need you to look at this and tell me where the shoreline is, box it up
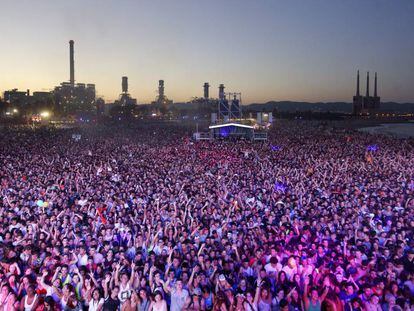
[358,122,414,138]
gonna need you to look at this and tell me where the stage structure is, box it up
[193,84,269,141]
[217,87,242,122]
[209,122,254,140]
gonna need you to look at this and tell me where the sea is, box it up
[359,122,414,138]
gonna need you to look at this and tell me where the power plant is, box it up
[216,84,242,121]
[122,76,128,94]
[69,40,75,86]
[114,76,137,106]
[218,84,225,100]
[203,83,209,99]
[53,40,96,114]
[353,70,380,115]
[152,80,172,105]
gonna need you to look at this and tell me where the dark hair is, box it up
[44,296,55,307]
[279,298,288,308]
[153,290,163,299]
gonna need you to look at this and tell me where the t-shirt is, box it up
[93,252,105,264]
[170,288,189,311]
[339,291,357,303]
[89,298,104,311]
[77,254,88,266]
[282,265,296,280]
[264,263,282,277]
[46,286,60,303]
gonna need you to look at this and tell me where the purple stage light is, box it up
[274,182,287,193]
[367,144,379,152]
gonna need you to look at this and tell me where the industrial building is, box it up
[53,40,96,115]
[96,98,105,117]
[114,76,137,106]
[151,80,172,106]
[2,89,53,116]
[3,89,30,106]
[353,70,380,115]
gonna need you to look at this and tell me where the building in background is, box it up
[53,41,96,115]
[3,89,30,106]
[114,76,137,106]
[96,98,105,117]
[353,70,380,115]
[152,80,172,106]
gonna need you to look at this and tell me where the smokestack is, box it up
[218,84,225,100]
[122,76,128,94]
[374,72,377,97]
[366,71,370,97]
[69,40,75,86]
[203,83,210,99]
[356,70,360,97]
[158,80,164,99]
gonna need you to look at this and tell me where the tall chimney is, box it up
[366,71,370,97]
[69,40,75,86]
[203,82,210,99]
[158,80,165,99]
[218,84,225,100]
[356,70,360,97]
[122,76,128,94]
[374,72,377,97]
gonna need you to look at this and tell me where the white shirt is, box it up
[282,265,296,280]
[88,298,104,311]
[264,263,282,277]
[77,254,88,266]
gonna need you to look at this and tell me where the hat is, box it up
[218,274,226,282]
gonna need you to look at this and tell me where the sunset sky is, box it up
[1,0,414,104]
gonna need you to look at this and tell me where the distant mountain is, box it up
[244,101,414,114]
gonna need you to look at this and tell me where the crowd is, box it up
[0,120,413,311]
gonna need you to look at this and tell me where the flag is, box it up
[366,154,373,164]
[97,207,107,225]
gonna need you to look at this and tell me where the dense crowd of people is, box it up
[0,120,413,311]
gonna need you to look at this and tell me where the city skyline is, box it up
[1,0,414,104]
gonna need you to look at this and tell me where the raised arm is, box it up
[40,270,51,290]
[129,262,136,286]
[188,265,200,291]
[303,276,310,309]
[149,266,156,289]
[253,277,262,307]
[52,266,61,283]
[162,278,172,294]
[320,286,329,303]
[114,263,121,286]
[102,276,110,299]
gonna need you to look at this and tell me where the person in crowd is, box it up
[0,120,413,311]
